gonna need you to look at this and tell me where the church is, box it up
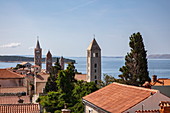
[34,38,102,84]
[74,38,102,84]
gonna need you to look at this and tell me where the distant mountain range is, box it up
[0,56,75,63]
[0,54,169,63]
[148,54,170,59]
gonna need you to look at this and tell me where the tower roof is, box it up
[36,39,41,49]
[87,38,101,50]
[46,50,52,57]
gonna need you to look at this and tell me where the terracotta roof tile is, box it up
[159,101,170,107]
[75,74,87,81]
[0,96,30,104]
[31,65,40,68]
[0,104,40,113]
[83,82,157,113]
[0,69,24,79]
[154,78,170,86]
[135,110,160,113]
[0,87,27,94]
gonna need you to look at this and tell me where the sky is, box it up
[0,0,170,57]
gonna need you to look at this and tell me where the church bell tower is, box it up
[46,50,52,73]
[34,38,42,69]
[87,38,101,84]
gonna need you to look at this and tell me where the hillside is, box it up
[148,54,170,59]
[0,56,75,63]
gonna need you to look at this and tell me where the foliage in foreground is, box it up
[38,63,98,113]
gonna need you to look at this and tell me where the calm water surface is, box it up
[0,57,170,79]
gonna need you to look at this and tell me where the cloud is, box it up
[67,0,98,12]
[53,0,98,16]
[28,46,34,50]
[0,43,21,48]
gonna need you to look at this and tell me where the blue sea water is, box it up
[0,57,170,79]
[72,57,170,79]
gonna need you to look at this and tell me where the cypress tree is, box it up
[119,32,150,86]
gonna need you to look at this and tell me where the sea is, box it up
[0,56,170,79]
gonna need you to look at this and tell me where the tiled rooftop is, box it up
[159,101,170,107]
[135,110,159,113]
[75,74,87,81]
[0,96,30,104]
[83,82,157,113]
[0,87,27,94]
[154,78,170,86]
[0,69,24,79]
[0,104,40,113]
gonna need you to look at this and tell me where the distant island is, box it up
[0,56,75,63]
[148,54,170,59]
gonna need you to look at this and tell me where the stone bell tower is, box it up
[34,38,42,69]
[46,50,52,73]
[87,38,101,84]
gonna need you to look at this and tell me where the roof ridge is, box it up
[7,69,25,78]
[112,82,158,92]
[0,103,39,106]
[0,86,27,88]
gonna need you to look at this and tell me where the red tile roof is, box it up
[0,96,30,104]
[0,69,24,79]
[0,104,40,113]
[83,82,157,113]
[135,110,159,113]
[75,74,87,81]
[154,78,170,86]
[0,87,27,94]
[31,65,40,68]
[159,101,170,107]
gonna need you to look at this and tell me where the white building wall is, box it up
[124,91,170,113]
[85,105,99,113]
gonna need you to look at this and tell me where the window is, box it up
[94,63,97,68]
[95,80,97,84]
[88,109,93,113]
[95,76,97,79]
[94,69,96,73]
[93,53,98,57]
[95,53,98,57]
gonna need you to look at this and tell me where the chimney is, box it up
[18,95,24,103]
[152,75,157,82]
[159,101,170,113]
[61,109,71,113]
[61,103,71,113]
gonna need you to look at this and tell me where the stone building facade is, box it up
[46,50,52,73]
[34,39,42,69]
[87,38,101,83]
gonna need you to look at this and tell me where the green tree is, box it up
[71,81,98,113]
[44,59,61,93]
[119,32,150,86]
[39,63,98,113]
[39,91,65,113]
[99,74,116,87]
[14,64,26,69]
